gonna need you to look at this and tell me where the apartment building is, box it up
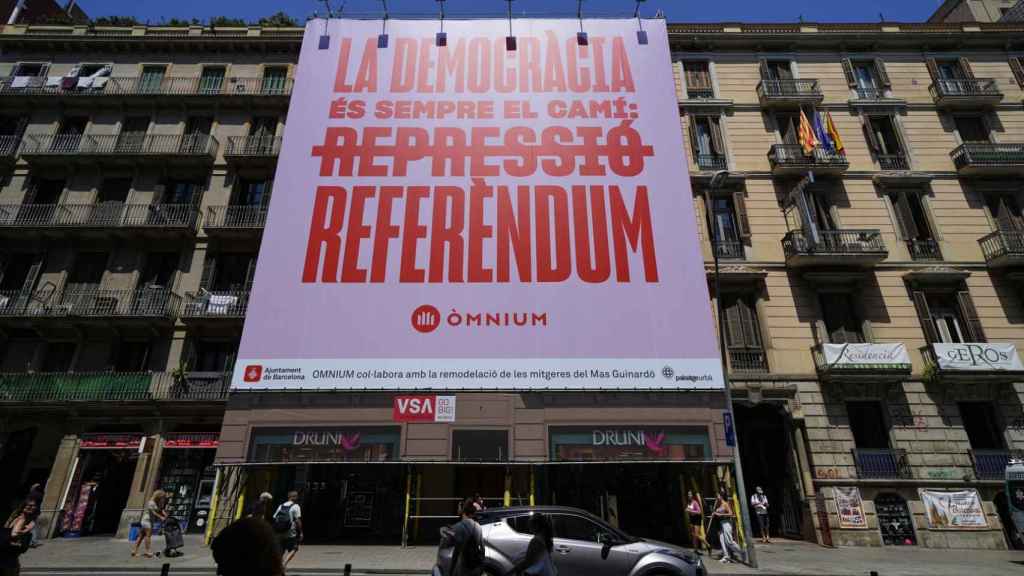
[0,15,1022,550]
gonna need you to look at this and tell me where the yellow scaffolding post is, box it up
[401,469,413,548]
[204,468,222,546]
[234,491,245,521]
[504,469,512,507]
[529,467,535,506]
[413,471,423,543]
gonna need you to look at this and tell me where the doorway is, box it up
[61,449,138,536]
[876,493,915,546]
[734,403,804,539]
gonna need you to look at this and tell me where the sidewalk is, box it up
[18,535,1024,575]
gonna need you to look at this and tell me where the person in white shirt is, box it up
[751,486,770,543]
[272,491,303,568]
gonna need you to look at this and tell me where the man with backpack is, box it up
[448,499,484,576]
[271,492,303,568]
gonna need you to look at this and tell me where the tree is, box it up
[92,16,140,27]
[258,12,298,27]
[164,18,201,27]
[209,16,248,28]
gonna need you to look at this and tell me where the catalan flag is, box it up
[826,111,845,154]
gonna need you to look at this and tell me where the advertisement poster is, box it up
[834,486,868,529]
[920,489,988,529]
[932,343,1023,372]
[821,343,911,370]
[234,18,721,391]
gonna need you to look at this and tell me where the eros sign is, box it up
[393,395,456,422]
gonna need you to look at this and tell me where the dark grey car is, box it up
[434,506,705,576]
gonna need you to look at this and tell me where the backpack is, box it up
[459,520,485,569]
[272,503,292,534]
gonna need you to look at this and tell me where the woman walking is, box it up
[1,499,39,576]
[131,490,168,558]
[508,513,555,576]
[685,491,705,553]
[712,488,743,564]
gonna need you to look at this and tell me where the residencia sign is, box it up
[933,343,1024,372]
[822,343,911,370]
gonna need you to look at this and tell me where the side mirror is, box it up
[600,533,615,559]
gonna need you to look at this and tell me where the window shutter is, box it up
[244,256,257,292]
[912,291,939,344]
[1010,57,1024,88]
[956,290,986,343]
[925,58,940,82]
[21,257,43,294]
[861,116,882,155]
[199,254,217,290]
[995,196,1017,233]
[733,191,751,239]
[758,58,770,81]
[874,58,892,88]
[260,180,273,209]
[687,115,701,159]
[841,59,857,87]
[894,192,920,240]
[708,117,726,156]
[739,297,762,348]
[724,297,745,348]
[957,57,975,79]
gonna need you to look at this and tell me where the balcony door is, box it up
[138,65,167,93]
[722,292,766,372]
[848,401,890,449]
[53,117,88,153]
[954,116,990,143]
[198,66,226,94]
[249,116,278,153]
[260,66,288,94]
[913,290,986,344]
[762,60,793,81]
[709,196,744,259]
[986,194,1024,234]
[960,403,1005,451]
[181,116,213,154]
[819,292,865,344]
[139,252,178,289]
[115,117,150,153]
[888,190,939,260]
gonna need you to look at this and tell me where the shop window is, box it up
[688,115,727,171]
[682,60,713,99]
[847,401,890,449]
[452,430,508,462]
[959,402,1005,450]
[552,514,605,543]
[954,115,990,143]
[912,290,986,344]
[888,190,940,260]
[819,293,865,344]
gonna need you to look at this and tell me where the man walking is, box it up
[449,499,484,576]
[751,486,770,543]
[272,491,303,568]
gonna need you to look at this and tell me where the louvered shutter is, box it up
[995,197,1017,233]
[709,117,726,156]
[199,254,217,290]
[733,191,751,239]
[862,116,882,155]
[894,193,920,240]
[925,58,940,82]
[1010,57,1024,88]
[724,296,745,348]
[874,58,892,88]
[841,59,856,87]
[738,297,762,348]
[759,58,770,80]
[957,290,986,343]
[687,115,701,159]
[912,291,939,344]
[957,57,975,79]
[244,256,257,292]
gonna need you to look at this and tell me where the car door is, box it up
[490,516,534,570]
[550,513,634,576]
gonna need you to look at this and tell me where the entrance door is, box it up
[876,493,915,545]
[735,403,804,539]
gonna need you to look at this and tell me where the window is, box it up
[847,401,890,449]
[11,63,48,78]
[912,290,986,344]
[843,59,891,99]
[761,60,793,80]
[115,116,150,153]
[27,179,64,205]
[552,514,604,543]
[76,63,109,77]
[688,116,726,170]
[113,341,150,372]
[819,293,864,344]
[452,430,509,461]
[161,180,202,205]
[959,403,1005,450]
[198,66,226,93]
[201,253,256,292]
[98,178,131,203]
[139,65,167,93]
[706,194,749,259]
[234,179,271,207]
[0,254,40,291]
[1011,57,1024,88]
[887,190,940,260]
[139,252,178,288]
[42,342,76,372]
[682,61,713,99]
[68,252,108,285]
[721,292,767,372]
[507,515,536,535]
[775,112,800,145]
[985,194,1024,233]
[53,117,88,153]
[788,186,837,237]
[192,339,237,373]
[182,116,213,153]
[954,116,990,143]
[261,66,288,94]
[864,116,907,169]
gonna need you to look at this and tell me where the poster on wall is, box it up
[232,18,722,391]
[833,486,868,529]
[919,489,988,529]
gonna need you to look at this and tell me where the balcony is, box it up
[923,343,1024,382]
[0,75,293,103]
[853,448,912,479]
[756,78,823,108]
[19,133,219,166]
[768,144,849,176]
[980,230,1024,268]
[782,229,888,268]
[969,449,1022,481]
[204,205,267,237]
[695,154,728,172]
[182,290,250,322]
[907,239,943,261]
[0,135,19,166]
[950,143,1024,177]
[686,86,716,100]
[877,154,910,171]
[712,240,745,260]
[813,343,912,383]
[0,286,181,323]
[0,203,200,237]
[727,348,769,374]
[929,78,1003,108]
[0,372,230,404]
[224,135,282,167]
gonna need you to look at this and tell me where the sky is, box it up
[73,0,946,24]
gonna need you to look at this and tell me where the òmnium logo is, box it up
[243,365,263,382]
[411,305,441,333]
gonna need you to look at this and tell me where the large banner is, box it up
[233,18,722,390]
[833,487,868,529]
[932,343,1023,372]
[920,489,988,530]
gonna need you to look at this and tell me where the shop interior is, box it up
[59,448,138,537]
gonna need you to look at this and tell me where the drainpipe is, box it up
[7,0,27,25]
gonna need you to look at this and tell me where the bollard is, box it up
[344,563,352,576]
[160,563,170,576]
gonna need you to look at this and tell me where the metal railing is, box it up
[727,348,769,373]
[0,372,230,403]
[205,205,267,230]
[979,230,1024,263]
[0,75,294,97]
[782,229,886,257]
[929,78,1002,99]
[695,154,727,171]
[20,133,219,159]
[853,448,912,479]
[757,78,822,99]
[951,142,1024,170]
[0,286,180,319]
[768,144,849,170]
[0,202,199,231]
[969,449,1022,481]
[182,290,250,319]
[713,240,745,260]
[686,86,716,99]
[877,154,910,171]
[907,239,943,261]
[855,86,886,100]
[0,135,19,158]
[225,135,282,157]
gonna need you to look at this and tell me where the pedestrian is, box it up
[685,491,704,552]
[24,485,42,549]
[449,499,485,576]
[1,499,39,576]
[211,517,283,576]
[712,488,743,564]
[751,486,770,543]
[271,491,302,569]
[249,493,274,523]
[472,493,486,513]
[131,490,168,558]
[508,512,555,576]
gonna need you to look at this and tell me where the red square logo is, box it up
[243,365,263,383]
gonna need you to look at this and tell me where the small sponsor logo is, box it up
[411,305,441,333]
[243,365,263,382]
[661,365,674,380]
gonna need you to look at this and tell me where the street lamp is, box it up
[704,170,758,568]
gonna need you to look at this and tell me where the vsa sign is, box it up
[393,395,456,423]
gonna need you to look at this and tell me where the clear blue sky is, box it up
[76,0,943,24]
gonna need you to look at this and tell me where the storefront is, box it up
[157,433,219,533]
[58,434,142,537]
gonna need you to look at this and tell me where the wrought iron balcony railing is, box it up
[0,203,200,232]
[224,135,282,158]
[768,144,849,172]
[877,154,910,171]
[0,286,181,319]
[969,449,1023,481]
[757,78,823,102]
[0,135,19,159]
[686,86,716,100]
[782,229,887,257]
[204,205,267,230]
[727,348,769,374]
[951,143,1024,173]
[0,75,293,97]
[20,133,219,160]
[182,290,250,319]
[929,78,1002,100]
[712,240,745,260]
[907,239,942,261]
[695,154,727,171]
[979,230,1024,265]
[0,372,230,403]
[854,86,887,100]
[853,448,912,479]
